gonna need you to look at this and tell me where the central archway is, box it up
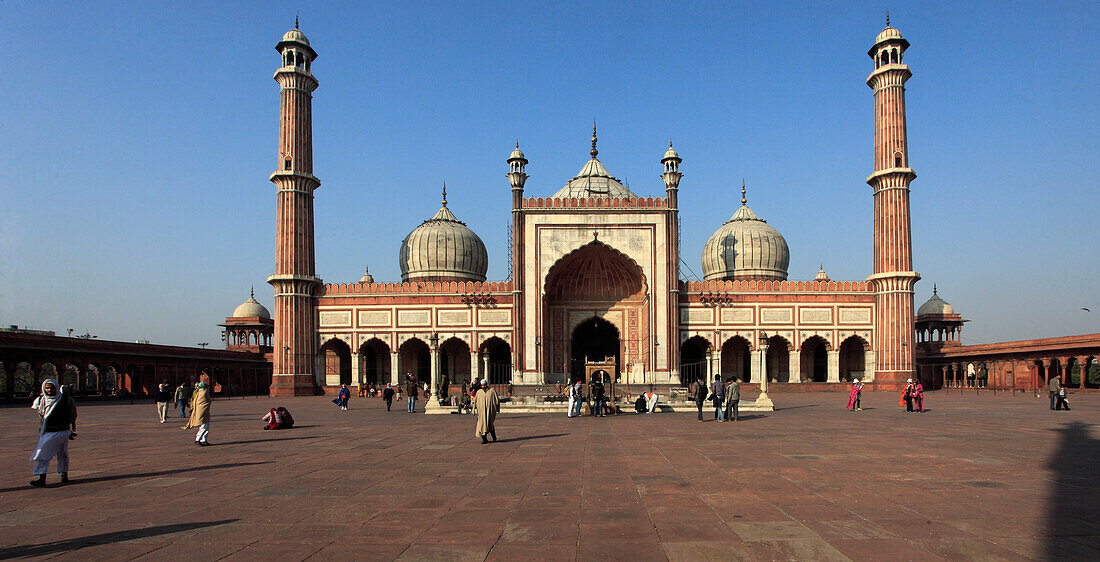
[571,317,620,383]
[543,240,648,383]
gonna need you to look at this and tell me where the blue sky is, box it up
[1,1,1097,347]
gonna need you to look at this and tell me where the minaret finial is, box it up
[590,120,598,158]
[441,182,448,206]
[515,139,519,149]
[933,283,937,295]
[885,9,890,27]
[250,285,255,298]
[741,179,747,206]
[295,12,299,30]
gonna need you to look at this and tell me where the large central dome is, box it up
[399,188,488,283]
[701,186,790,281]
[551,126,637,199]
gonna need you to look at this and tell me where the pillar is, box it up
[788,348,801,383]
[390,351,399,385]
[826,349,840,383]
[1079,356,1088,389]
[749,350,762,383]
[351,351,360,385]
[426,347,442,412]
[469,351,479,385]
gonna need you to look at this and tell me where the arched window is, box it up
[894,152,903,167]
[890,49,898,63]
[881,51,889,66]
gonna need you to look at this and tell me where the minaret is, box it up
[507,142,528,383]
[866,18,920,388]
[661,142,682,382]
[267,21,322,396]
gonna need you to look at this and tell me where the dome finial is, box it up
[933,283,937,295]
[250,285,254,299]
[741,179,747,206]
[885,9,890,27]
[295,12,299,30]
[590,120,598,158]
[515,139,519,149]
[441,182,448,206]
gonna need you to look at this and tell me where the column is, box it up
[1079,357,1088,389]
[426,347,442,413]
[826,349,840,383]
[469,351,478,385]
[749,350,762,383]
[390,352,400,385]
[1040,358,1052,389]
[351,352,360,385]
[788,348,801,383]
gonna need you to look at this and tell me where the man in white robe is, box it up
[29,379,77,487]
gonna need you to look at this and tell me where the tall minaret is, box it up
[267,21,322,396]
[661,142,682,383]
[866,17,920,389]
[507,142,528,383]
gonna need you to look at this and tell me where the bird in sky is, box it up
[1083,307,1092,312]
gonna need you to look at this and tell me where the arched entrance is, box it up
[801,337,828,382]
[319,338,352,386]
[439,337,471,393]
[680,336,710,385]
[358,338,390,386]
[543,240,648,384]
[399,338,430,385]
[721,336,751,382]
[479,337,512,385]
[570,317,620,383]
[767,335,791,382]
[838,336,868,382]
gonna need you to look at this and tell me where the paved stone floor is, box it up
[1,390,1098,561]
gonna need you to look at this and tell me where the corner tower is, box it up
[866,18,920,388]
[267,22,321,396]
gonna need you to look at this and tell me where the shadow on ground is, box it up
[0,519,237,558]
[0,462,269,493]
[1046,421,1100,558]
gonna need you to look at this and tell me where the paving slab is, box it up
[0,390,1097,560]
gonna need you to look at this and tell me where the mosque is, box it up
[264,21,924,399]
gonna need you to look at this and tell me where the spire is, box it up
[885,9,890,27]
[295,13,299,30]
[933,283,937,295]
[250,286,255,299]
[441,182,448,206]
[740,179,747,206]
[590,120,598,158]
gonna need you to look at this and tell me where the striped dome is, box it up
[399,202,487,283]
[701,204,790,281]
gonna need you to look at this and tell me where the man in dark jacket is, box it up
[29,379,77,487]
[405,375,419,413]
[591,379,606,417]
[724,378,741,422]
[155,383,172,423]
[382,383,395,411]
[710,375,726,422]
[693,376,707,422]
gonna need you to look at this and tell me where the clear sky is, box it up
[1,1,1097,347]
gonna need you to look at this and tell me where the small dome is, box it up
[360,267,375,284]
[399,190,488,282]
[702,203,790,281]
[663,142,680,162]
[509,143,526,162]
[875,26,902,44]
[814,264,830,282]
[551,126,637,199]
[232,288,271,319]
[917,285,954,316]
[282,29,311,46]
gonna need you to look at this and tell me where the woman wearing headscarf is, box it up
[847,379,863,411]
[182,374,212,446]
[29,379,77,487]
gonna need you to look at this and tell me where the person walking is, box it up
[182,375,212,446]
[692,376,707,422]
[710,374,726,422]
[173,382,190,418]
[154,383,172,423]
[591,377,606,417]
[912,380,925,413]
[724,378,741,421]
[474,378,500,444]
[29,379,77,487]
[382,383,395,411]
[405,375,419,413]
[567,380,581,418]
[847,379,863,411]
[1049,374,1061,410]
[334,384,351,411]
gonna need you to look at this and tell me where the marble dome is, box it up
[399,190,488,282]
[701,197,790,282]
[917,286,954,316]
[232,289,271,319]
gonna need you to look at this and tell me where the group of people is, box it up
[902,379,925,413]
[692,375,741,422]
[151,381,196,423]
[1049,374,1071,410]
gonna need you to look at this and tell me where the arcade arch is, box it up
[838,335,869,382]
[721,336,751,382]
[680,336,711,384]
[358,338,390,386]
[319,338,352,386]
[801,336,829,382]
[570,317,620,383]
[479,337,512,385]
[766,335,792,383]
[399,338,430,385]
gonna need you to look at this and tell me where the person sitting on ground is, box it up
[262,406,294,429]
[634,394,647,413]
[644,384,659,413]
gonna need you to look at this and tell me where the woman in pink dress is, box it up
[846,379,863,411]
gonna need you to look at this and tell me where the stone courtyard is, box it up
[1,390,1097,561]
